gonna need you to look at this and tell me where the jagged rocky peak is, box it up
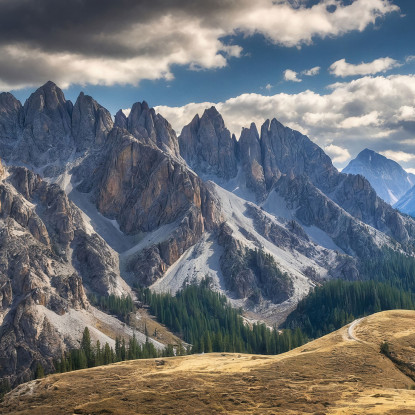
[72,92,113,151]
[17,81,74,168]
[239,122,266,199]
[23,81,72,122]
[0,91,22,121]
[114,101,180,157]
[260,118,336,191]
[114,109,128,130]
[179,106,238,179]
[343,148,415,205]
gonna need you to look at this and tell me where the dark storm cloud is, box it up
[0,0,400,90]
[0,0,238,57]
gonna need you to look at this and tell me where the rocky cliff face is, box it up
[18,81,74,170]
[75,127,222,287]
[179,107,238,179]
[0,93,23,160]
[72,92,113,152]
[114,101,180,157]
[239,123,267,200]
[0,164,132,386]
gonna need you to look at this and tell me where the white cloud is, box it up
[405,168,415,175]
[329,57,401,77]
[324,144,351,164]
[265,83,273,91]
[339,111,380,129]
[0,0,400,90]
[284,69,302,82]
[156,74,415,168]
[122,108,131,117]
[380,150,415,163]
[395,106,415,122]
[302,66,320,76]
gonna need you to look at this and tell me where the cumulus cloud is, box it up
[395,106,415,122]
[324,144,351,164]
[380,150,415,163]
[329,57,401,77]
[339,111,381,129]
[302,66,320,76]
[284,69,302,82]
[0,0,400,90]
[156,74,415,168]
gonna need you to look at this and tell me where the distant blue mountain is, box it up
[343,148,415,205]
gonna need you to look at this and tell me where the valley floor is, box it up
[3,310,415,414]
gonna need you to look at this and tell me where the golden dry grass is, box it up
[3,310,415,414]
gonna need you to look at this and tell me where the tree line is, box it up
[53,327,180,374]
[135,278,308,355]
[284,279,415,338]
[88,293,134,321]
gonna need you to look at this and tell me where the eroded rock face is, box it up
[0,93,23,160]
[0,215,88,386]
[93,128,221,235]
[218,223,294,303]
[115,101,180,157]
[0,167,128,386]
[179,107,238,179]
[274,174,384,259]
[72,92,113,152]
[79,128,222,287]
[239,124,266,200]
[19,81,74,168]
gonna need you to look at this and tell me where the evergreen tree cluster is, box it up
[135,279,307,354]
[360,248,415,291]
[88,294,134,320]
[246,248,291,301]
[285,279,415,338]
[54,327,177,374]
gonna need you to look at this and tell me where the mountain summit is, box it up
[342,148,415,205]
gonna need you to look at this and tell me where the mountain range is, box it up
[2,81,415,386]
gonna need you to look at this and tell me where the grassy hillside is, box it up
[2,310,415,414]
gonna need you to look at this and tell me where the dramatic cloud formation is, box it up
[156,74,415,168]
[284,69,302,82]
[0,0,399,90]
[329,57,401,77]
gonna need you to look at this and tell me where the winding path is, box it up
[347,317,364,341]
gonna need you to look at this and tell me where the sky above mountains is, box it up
[2,0,415,171]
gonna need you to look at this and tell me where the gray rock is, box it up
[179,107,238,179]
[72,92,113,152]
[115,101,180,157]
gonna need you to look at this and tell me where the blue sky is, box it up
[2,0,415,170]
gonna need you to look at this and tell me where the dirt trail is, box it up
[347,317,365,341]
